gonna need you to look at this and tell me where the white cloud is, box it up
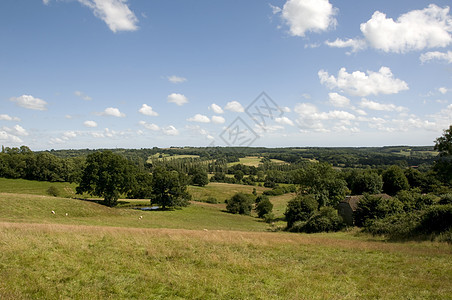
[209,103,224,114]
[224,101,244,112]
[278,0,337,37]
[167,93,188,106]
[2,125,29,137]
[280,106,291,113]
[319,67,409,97]
[275,116,295,126]
[420,51,452,64]
[328,92,350,107]
[0,114,20,122]
[74,91,92,101]
[138,104,159,116]
[77,0,138,33]
[211,115,225,124]
[63,131,77,140]
[0,131,23,143]
[162,125,179,136]
[360,98,408,112]
[42,0,50,5]
[139,121,160,131]
[84,120,98,128]
[325,38,367,53]
[360,4,452,53]
[294,103,356,132]
[187,114,210,123]
[167,75,187,84]
[10,95,48,111]
[100,107,125,117]
[439,87,449,94]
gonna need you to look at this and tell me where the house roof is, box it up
[342,194,391,211]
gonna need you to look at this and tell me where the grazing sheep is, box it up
[51,210,55,214]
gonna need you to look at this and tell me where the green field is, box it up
[0,179,451,299]
[147,153,200,163]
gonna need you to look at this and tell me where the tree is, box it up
[382,165,409,195]
[284,194,318,229]
[128,172,153,199]
[256,196,273,218]
[76,151,137,207]
[434,125,452,185]
[347,170,383,195]
[354,194,403,227]
[234,170,244,182]
[151,166,191,209]
[189,166,209,187]
[226,193,254,215]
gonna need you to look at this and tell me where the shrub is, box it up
[226,193,254,215]
[284,194,318,228]
[439,193,452,205]
[303,207,345,233]
[354,194,404,227]
[263,213,275,223]
[46,186,60,197]
[205,197,218,204]
[256,197,273,218]
[255,195,269,204]
[417,204,452,233]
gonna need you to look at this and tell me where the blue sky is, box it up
[0,0,451,150]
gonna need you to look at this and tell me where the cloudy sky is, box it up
[1,0,451,150]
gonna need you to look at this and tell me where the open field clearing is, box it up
[188,182,269,202]
[0,178,77,198]
[1,221,451,299]
[0,193,269,232]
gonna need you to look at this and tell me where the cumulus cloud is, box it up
[294,102,356,132]
[224,101,244,112]
[328,92,350,107]
[162,125,179,136]
[0,114,20,122]
[209,103,224,114]
[167,93,188,106]
[167,75,187,84]
[325,38,367,53]
[84,120,98,128]
[359,98,407,112]
[74,91,92,101]
[360,4,452,53]
[275,116,295,126]
[187,114,210,123]
[276,0,337,37]
[11,125,28,136]
[10,95,48,111]
[211,115,225,124]
[139,121,160,131]
[138,104,159,116]
[0,131,23,143]
[319,67,409,97]
[439,87,449,94]
[100,107,125,117]
[420,51,452,64]
[77,0,138,33]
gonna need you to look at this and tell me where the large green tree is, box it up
[151,166,191,209]
[382,165,409,196]
[76,151,137,206]
[434,124,452,185]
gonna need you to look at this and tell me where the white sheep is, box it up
[51,210,55,214]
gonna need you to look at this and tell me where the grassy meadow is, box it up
[0,179,451,299]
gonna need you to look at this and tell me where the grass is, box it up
[0,178,77,198]
[188,182,269,203]
[1,179,451,299]
[1,222,451,299]
[147,153,200,162]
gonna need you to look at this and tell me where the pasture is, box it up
[0,180,451,299]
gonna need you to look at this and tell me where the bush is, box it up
[303,207,345,233]
[354,194,403,227]
[226,193,254,215]
[263,213,275,223]
[364,212,422,237]
[46,186,60,197]
[256,197,273,218]
[284,195,318,228]
[205,197,218,204]
[417,204,452,233]
[439,193,452,205]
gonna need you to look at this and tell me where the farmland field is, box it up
[0,180,451,299]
